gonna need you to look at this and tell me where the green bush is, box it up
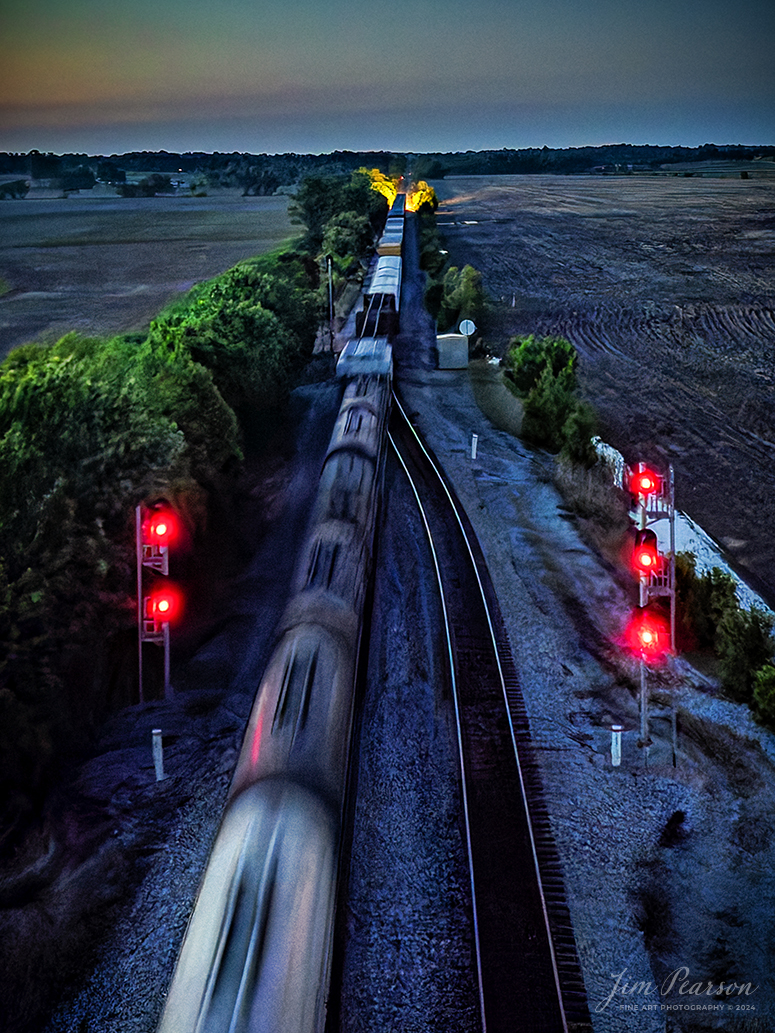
[560,400,598,468]
[716,605,774,704]
[147,259,321,421]
[505,334,577,395]
[502,334,597,461]
[675,552,775,706]
[521,363,576,451]
[431,264,488,333]
[753,664,775,725]
[675,553,739,651]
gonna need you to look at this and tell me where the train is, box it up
[354,194,405,339]
[156,197,404,1033]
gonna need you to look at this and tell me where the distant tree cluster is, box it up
[4,143,773,203]
[117,173,173,197]
[403,142,775,178]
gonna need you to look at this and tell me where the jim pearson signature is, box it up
[596,967,759,1013]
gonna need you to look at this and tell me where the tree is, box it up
[753,665,775,725]
[675,555,738,651]
[521,363,577,451]
[505,334,577,395]
[291,171,387,250]
[322,211,374,265]
[716,606,774,703]
[561,401,598,468]
[435,265,488,332]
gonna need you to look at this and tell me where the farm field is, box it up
[0,190,298,359]
[433,175,775,607]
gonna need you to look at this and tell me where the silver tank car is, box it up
[228,623,356,805]
[158,271,393,1033]
[325,401,384,463]
[313,450,378,530]
[279,520,372,644]
[156,781,338,1033]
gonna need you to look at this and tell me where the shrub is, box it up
[147,261,320,419]
[716,605,774,703]
[753,665,775,725]
[675,552,775,706]
[503,335,596,461]
[560,401,598,468]
[505,334,576,395]
[675,553,739,652]
[433,265,488,333]
[521,363,576,451]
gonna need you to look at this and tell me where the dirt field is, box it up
[0,190,298,359]
[433,175,775,607]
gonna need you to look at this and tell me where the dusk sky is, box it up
[2,0,774,156]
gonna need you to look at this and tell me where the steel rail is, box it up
[391,390,570,1033]
[388,428,488,1033]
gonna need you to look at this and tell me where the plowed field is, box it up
[434,175,775,606]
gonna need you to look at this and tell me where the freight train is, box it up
[156,197,404,1033]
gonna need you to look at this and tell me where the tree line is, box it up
[3,144,773,201]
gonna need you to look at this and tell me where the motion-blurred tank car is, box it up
[157,195,400,1033]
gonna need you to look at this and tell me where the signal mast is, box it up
[136,503,182,702]
[626,463,676,755]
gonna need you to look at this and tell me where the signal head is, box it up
[143,507,179,546]
[624,606,670,663]
[145,585,183,624]
[632,528,661,575]
[630,466,661,498]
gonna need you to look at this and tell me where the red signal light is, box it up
[630,467,661,498]
[632,528,661,575]
[144,508,179,546]
[625,607,670,662]
[145,585,183,624]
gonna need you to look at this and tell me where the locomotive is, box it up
[157,198,404,1033]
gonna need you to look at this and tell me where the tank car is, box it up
[280,519,372,639]
[156,781,338,1033]
[325,400,384,464]
[312,450,378,530]
[228,621,357,805]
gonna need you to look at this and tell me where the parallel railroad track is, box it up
[389,390,592,1033]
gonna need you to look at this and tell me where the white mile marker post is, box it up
[152,728,165,781]
[611,724,624,767]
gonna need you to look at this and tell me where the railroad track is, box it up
[389,390,592,1033]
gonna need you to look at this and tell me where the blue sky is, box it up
[1,0,773,154]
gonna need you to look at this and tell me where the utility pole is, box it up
[326,255,334,351]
